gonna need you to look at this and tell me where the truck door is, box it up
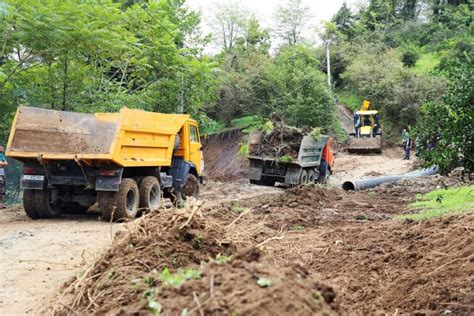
[188,123,203,175]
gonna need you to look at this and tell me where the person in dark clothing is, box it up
[353,113,360,136]
[0,145,7,208]
[402,128,411,160]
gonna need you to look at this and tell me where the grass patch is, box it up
[231,115,263,133]
[336,89,363,111]
[396,186,474,221]
[412,52,442,75]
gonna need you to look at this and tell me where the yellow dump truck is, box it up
[6,106,203,220]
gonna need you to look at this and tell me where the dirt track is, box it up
[1,148,458,315]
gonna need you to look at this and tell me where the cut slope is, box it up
[202,129,248,181]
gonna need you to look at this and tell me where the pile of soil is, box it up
[55,208,234,314]
[54,172,473,315]
[249,113,305,159]
[305,214,474,314]
[54,204,338,315]
[202,129,248,181]
[121,259,338,316]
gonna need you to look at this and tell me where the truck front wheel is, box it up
[139,176,161,212]
[183,174,200,200]
[100,178,139,221]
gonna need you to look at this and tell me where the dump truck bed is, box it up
[7,106,190,167]
[248,135,329,167]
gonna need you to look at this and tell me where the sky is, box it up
[186,0,365,52]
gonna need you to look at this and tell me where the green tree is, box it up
[415,42,473,173]
[266,45,335,128]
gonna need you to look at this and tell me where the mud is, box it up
[202,129,248,181]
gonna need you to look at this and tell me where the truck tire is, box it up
[307,169,315,183]
[23,189,41,219]
[183,174,200,200]
[139,176,161,212]
[299,169,308,185]
[100,178,139,221]
[24,188,61,219]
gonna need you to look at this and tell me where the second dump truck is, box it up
[6,106,203,220]
[248,131,334,186]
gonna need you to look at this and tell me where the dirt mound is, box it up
[55,207,234,314]
[54,202,339,315]
[302,214,474,315]
[202,129,248,181]
[117,259,338,316]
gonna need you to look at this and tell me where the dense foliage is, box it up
[326,0,473,170]
[0,0,218,143]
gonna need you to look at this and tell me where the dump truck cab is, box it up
[6,106,203,221]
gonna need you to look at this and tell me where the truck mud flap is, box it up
[284,165,301,185]
[248,159,263,181]
[169,157,192,191]
[96,168,123,192]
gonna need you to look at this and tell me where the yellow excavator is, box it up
[347,100,383,153]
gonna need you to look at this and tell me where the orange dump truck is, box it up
[6,106,203,220]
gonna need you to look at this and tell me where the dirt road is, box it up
[0,149,415,314]
[330,147,415,185]
[0,208,124,314]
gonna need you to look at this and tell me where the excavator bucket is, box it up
[347,136,382,154]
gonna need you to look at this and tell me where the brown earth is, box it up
[54,204,339,315]
[202,129,248,181]
[55,171,473,315]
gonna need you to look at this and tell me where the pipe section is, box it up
[342,166,438,191]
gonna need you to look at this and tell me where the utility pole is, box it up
[326,42,331,87]
[177,74,184,114]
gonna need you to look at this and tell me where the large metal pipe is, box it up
[342,166,438,191]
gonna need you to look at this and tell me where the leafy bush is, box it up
[414,43,473,173]
[401,47,420,68]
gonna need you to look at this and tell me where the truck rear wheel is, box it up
[23,189,41,219]
[183,174,200,199]
[299,169,308,185]
[307,169,315,183]
[100,178,139,221]
[139,176,161,212]
[23,189,61,219]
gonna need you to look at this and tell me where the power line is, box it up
[137,1,175,39]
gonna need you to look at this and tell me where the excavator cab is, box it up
[348,101,383,153]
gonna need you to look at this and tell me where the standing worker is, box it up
[0,145,8,208]
[402,128,411,160]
